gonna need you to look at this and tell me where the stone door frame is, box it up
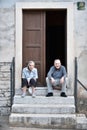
[15,2,74,95]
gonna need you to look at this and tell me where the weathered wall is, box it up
[74,0,87,115]
[0,7,15,62]
[0,0,87,115]
[74,0,87,116]
[0,62,11,115]
[74,0,87,98]
[0,6,15,115]
[78,98,87,117]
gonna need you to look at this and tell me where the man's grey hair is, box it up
[54,59,61,63]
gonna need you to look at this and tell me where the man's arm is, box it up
[62,66,67,78]
[60,66,67,84]
[47,66,54,79]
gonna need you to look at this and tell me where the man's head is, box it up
[54,59,61,69]
[28,61,35,71]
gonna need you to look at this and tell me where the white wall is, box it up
[0,7,15,62]
[74,0,87,97]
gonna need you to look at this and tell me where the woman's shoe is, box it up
[32,93,36,98]
[21,92,26,98]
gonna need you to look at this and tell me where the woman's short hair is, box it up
[28,61,35,66]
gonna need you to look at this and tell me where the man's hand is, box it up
[50,77,55,84]
[60,77,64,84]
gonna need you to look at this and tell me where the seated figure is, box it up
[46,59,67,97]
[21,61,38,98]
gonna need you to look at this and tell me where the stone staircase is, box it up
[9,87,87,129]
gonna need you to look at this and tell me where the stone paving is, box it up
[0,116,78,130]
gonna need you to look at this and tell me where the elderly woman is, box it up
[21,61,38,98]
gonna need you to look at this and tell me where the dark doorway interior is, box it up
[46,10,67,74]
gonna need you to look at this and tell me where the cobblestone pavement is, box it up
[0,116,79,130]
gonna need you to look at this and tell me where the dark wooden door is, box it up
[23,10,46,86]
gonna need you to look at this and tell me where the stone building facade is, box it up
[0,0,87,115]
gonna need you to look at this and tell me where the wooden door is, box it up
[23,10,45,86]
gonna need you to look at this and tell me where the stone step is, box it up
[16,87,72,96]
[76,114,87,129]
[14,95,75,105]
[35,87,62,96]
[9,113,87,129]
[10,94,87,129]
[9,113,76,129]
[12,104,75,114]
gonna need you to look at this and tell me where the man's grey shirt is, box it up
[47,65,66,79]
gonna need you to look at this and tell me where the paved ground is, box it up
[0,115,82,130]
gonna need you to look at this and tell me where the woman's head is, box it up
[28,61,35,70]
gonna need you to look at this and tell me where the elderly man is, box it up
[21,61,38,98]
[46,59,67,97]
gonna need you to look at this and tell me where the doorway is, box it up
[15,2,74,93]
[46,10,67,74]
[22,10,67,85]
